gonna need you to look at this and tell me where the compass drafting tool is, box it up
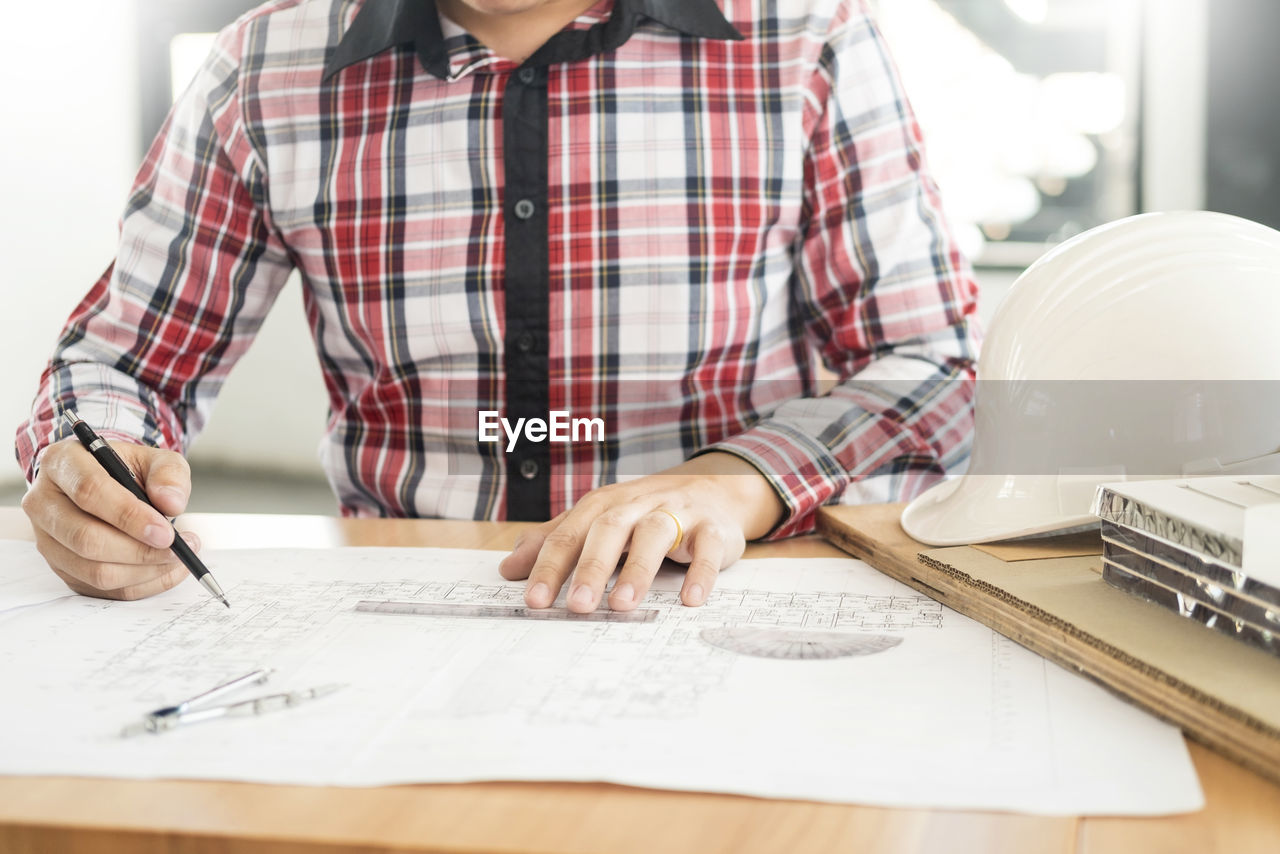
[120,668,346,737]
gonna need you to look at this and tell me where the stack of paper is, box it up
[1093,477,1280,657]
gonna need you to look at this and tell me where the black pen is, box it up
[60,409,230,608]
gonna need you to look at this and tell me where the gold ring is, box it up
[657,509,684,552]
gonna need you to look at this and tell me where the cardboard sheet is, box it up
[973,530,1103,563]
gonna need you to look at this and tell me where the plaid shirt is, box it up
[16,0,978,538]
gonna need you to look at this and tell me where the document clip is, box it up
[121,668,346,738]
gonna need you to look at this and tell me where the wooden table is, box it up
[1,507,1277,854]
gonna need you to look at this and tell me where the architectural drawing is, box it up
[0,541,1202,815]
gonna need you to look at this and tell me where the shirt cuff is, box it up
[16,365,182,484]
[697,420,849,541]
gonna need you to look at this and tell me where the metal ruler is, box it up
[353,600,660,623]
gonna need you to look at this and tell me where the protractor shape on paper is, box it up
[698,627,903,660]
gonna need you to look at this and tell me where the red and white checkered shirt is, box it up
[16,0,978,538]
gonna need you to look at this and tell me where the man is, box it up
[16,0,978,612]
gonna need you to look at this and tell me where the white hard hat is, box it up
[901,211,1280,546]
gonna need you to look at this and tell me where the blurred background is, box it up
[1,0,1276,511]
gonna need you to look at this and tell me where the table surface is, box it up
[1,506,1277,854]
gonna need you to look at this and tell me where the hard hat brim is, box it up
[901,475,1099,547]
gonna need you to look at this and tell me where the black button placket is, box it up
[502,63,551,520]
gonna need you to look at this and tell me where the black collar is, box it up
[322,0,743,81]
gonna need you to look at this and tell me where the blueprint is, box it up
[0,540,1202,814]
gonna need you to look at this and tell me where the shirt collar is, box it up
[322,0,743,82]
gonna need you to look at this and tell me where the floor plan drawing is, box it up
[0,540,1202,814]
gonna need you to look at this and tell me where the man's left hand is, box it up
[498,452,785,612]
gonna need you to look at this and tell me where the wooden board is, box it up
[816,503,1280,787]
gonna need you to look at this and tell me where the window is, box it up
[874,0,1143,266]
[135,0,261,149]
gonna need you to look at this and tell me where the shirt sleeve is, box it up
[702,1,980,539]
[14,19,294,482]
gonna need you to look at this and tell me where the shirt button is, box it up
[519,459,539,480]
[513,198,535,220]
[515,331,535,352]
[517,67,536,85]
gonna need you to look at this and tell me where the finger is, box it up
[606,509,681,612]
[23,483,183,570]
[498,513,567,581]
[681,523,730,606]
[122,444,192,517]
[567,505,649,613]
[524,502,609,608]
[498,532,542,581]
[48,563,115,599]
[35,528,189,593]
[50,561,189,602]
[38,443,175,550]
[176,529,202,556]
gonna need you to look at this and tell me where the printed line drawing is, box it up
[0,544,1201,813]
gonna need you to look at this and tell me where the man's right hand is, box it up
[21,438,199,601]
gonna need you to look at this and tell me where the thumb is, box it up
[115,443,193,517]
[498,512,569,580]
[498,529,544,580]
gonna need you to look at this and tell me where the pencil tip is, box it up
[221,598,231,609]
